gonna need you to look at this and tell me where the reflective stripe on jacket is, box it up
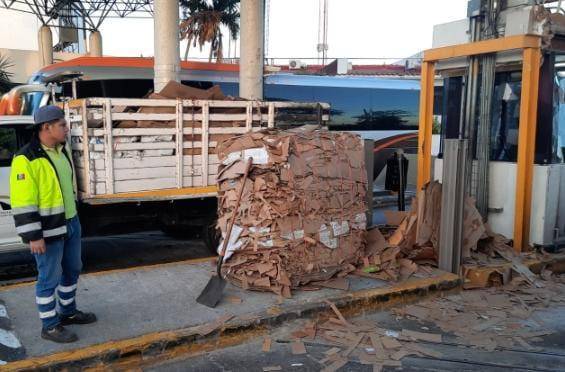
[10,136,76,243]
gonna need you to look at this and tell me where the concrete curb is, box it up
[4,272,461,371]
[0,300,26,365]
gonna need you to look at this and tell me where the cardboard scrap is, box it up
[320,359,348,372]
[391,349,418,360]
[405,343,443,358]
[342,333,364,357]
[369,333,385,356]
[401,329,442,343]
[381,336,402,349]
[493,245,543,288]
[324,300,351,326]
[314,277,350,291]
[291,321,317,339]
[262,337,272,352]
[403,305,430,320]
[192,314,234,336]
[291,340,307,355]
[383,210,408,226]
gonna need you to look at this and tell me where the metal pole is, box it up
[364,139,374,228]
[476,55,495,219]
[416,61,435,190]
[514,47,542,252]
[239,0,264,100]
[154,0,181,92]
[398,151,406,211]
[439,139,468,274]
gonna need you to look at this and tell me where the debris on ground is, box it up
[216,127,368,297]
[382,181,549,288]
[271,274,565,371]
[392,274,565,350]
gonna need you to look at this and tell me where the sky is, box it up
[0,0,468,63]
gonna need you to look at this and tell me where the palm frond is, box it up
[0,54,14,94]
[180,0,240,62]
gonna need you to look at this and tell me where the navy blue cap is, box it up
[34,105,65,125]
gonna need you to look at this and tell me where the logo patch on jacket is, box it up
[17,173,25,181]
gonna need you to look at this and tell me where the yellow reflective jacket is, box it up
[10,136,76,243]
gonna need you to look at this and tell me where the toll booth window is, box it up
[554,72,565,163]
[490,73,522,162]
[0,127,17,166]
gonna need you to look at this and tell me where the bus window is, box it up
[491,72,522,162]
[314,86,418,130]
[0,127,17,167]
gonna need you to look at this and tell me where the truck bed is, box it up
[65,97,329,204]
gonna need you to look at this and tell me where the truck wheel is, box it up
[202,221,221,255]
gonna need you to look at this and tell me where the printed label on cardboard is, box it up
[352,213,367,230]
[319,224,338,249]
[331,221,350,236]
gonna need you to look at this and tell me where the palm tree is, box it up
[0,54,13,94]
[179,0,240,62]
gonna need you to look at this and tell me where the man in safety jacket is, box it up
[10,105,96,343]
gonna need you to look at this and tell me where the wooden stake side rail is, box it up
[66,97,330,204]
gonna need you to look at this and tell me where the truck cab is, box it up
[0,115,34,252]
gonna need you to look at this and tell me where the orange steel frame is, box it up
[417,35,542,252]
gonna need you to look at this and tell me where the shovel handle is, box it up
[218,157,254,263]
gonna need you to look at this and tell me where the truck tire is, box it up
[202,221,221,255]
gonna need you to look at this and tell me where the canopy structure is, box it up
[0,0,153,31]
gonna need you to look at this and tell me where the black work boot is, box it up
[41,324,78,343]
[60,310,97,325]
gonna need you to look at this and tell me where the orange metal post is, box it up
[424,35,540,62]
[417,61,435,190]
[513,47,541,252]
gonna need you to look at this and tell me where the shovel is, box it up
[197,157,253,308]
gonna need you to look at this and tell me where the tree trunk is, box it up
[184,39,191,61]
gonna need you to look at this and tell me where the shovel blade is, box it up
[196,275,226,308]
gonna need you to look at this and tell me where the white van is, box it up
[0,115,34,252]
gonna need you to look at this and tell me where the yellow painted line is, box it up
[3,272,461,371]
[0,256,214,292]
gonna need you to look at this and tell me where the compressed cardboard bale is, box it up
[216,127,368,296]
